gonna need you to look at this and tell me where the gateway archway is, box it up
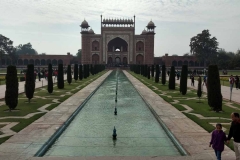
[107,37,128,66]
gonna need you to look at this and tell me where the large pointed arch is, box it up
[107,37,128,52]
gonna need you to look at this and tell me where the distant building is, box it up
[80,15,156,65]
[154,54,204,69]
[0,52,80,67]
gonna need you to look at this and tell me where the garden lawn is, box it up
[0,70,106,144]
[129,71,240,151]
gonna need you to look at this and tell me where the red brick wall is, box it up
[144,34,154,65]
[81,35,91,64]
[17,54,78,66]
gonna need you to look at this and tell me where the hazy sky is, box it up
[0,0,240,57]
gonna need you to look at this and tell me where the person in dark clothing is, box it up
[235,75,239,90]
[209,123,227,160]
[227,112,240,160]
[38,72,41,81]
[191,74,195,86]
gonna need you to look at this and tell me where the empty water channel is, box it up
[43,70,183,157]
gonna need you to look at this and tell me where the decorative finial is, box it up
[112,126,117,140]
[114,107,117,115]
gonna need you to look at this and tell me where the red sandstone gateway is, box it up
[80,15,156,66]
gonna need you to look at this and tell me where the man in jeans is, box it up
[229,75,234,92]
[227,112,240,160]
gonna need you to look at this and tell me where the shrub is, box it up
[87,64,90,77]
[19,77,25,82]
[5,65,18,111]
[151,65,154,78]
[25,64,35,102]
[197,76,202,101]
[180,65,188,95]
[47,64,53,94]
[162,65,166,85]
[168,66,175,90]
[207,65,222,111]
[144,65,148,77]
[57,64,64,89]
[155,65,159,83]
[67,65,72,85]
[147,66,150,79]
[74,64,78,81]
[90,64,93,75]
[79,65,83,80]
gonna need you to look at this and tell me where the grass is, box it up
[219,70,240,76]
[0,70,106,144]
[11,113,46,132]
[0,136,12,144]
[0,99,53,117]
[45,103,60,111]
[183,100,236,118]
[172,104,187,111]
[129,71,240,151]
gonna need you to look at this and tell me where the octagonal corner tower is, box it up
[80,15,156,65]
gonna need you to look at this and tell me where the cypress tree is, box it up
[147,66,150,79]
[207,65,222,111]
[67,65,72,85]
[79,65,83,80]
[74,64,78,81]
[83,65,87,79]
[57,64,64,89]
[141,65,144,76]
[5,65,18,111]
[144,65,148,77]
[162,65,166,85]
[90,64,93,75]
[151,65,154,79]
[155,65,159,83]
[180,65,188,95]
[25,64,35,102]
[168,66,175,90]
[197,76,202,102]
[136,65,139,74]
[47,64,53,94]
[87,64,90,77]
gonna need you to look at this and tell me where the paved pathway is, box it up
[173,77,240,104]
[0,75,67,100]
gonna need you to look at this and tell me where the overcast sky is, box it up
[0,0,240,57]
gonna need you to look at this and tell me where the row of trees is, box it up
[129,64,167,85]
[130,63,222,112]
[4,63,105,110]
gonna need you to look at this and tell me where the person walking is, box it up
[229,75,234,92]
[227,112,240,160]
[209,123,227,160]
[191,74,195,86]
[38,71,41,81]
[203,75,207,86]
[235,75,239,90]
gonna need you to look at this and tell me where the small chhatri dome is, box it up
[81,19,89,28]
[142,29,147,35]
[147,20,155,27]
[89,28,94,34]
